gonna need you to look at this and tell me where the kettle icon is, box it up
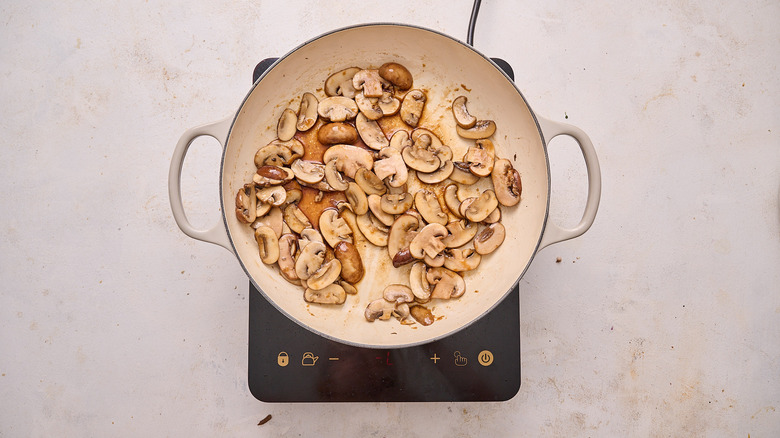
[301,352,319,366]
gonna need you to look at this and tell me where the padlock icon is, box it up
[301,352,319,366]
[277,351,289,367]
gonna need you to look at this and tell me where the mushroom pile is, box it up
[235,62,522,326]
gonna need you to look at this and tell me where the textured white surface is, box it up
[1,0,778,436]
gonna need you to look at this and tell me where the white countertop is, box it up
[1,0,778,436]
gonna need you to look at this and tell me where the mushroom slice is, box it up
[354,92,384,120]
[424,253,445,268]
[442,219,478,248]
[409,262,432,302]
[451,95,477,129]
[383,284,415,304]
[373,147,408,188]
[401,139,440,173]
[387,213,421,259]
[377,91,401,116]
[322,144,374,179]
[409,223,448,260]
[464,139,495,177]
[256,186,287,207]
[352,69,389,98]
[294,241,327,280]
[254,226,280,265]
[355,113,389,150]
[392,248,415,268]
[324,67,361,98]
[285,188,302,205]
[483,205,501,224]
[299,227,324,246]
[414,190,448,226]
[283,203,312,234]
[318,122,358,145]
[380,192,414,215]
[277,234,299,284]
[306,259,342,290]
[417,159,454,185]
[443,247,482,272]
[340,281,358,295]
[389,130,412,151]
[365,298,396,321]
[235,183,257,223]
[474,223,506,255]
[296,92,319,131]
[427,267,466,299]
[409,305,435,325]
[291,159,326,184]
[355,167,387,196]
[324,159,349,191]
[411,129,451,161]
[318,96,359,122]
[379,62,413,90]
[400,89,426,127]
[443,184,462,218]
[368,194,395,227]
[393,303,415,325]
[449,161,480,185]
[253,202,272,219]
[319,209,353,248]
[277,108,298,142]
[305,283,347,304]
[463,190,499,223]
[344,182,369,215]
[254,139,304,167]
[356,212,389,247]
[253,165,295,187]
[456,120,496,139]
[252,206,283,238]
[458,197,476,218]
[333,241,364,284]
[492,158,522,207]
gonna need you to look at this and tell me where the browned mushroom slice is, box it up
[474,223,506,255]
[409,305,435,325]
[333,241,364,284]
[464,139,495,177]
[491,158,522,207]
[409,262,432,303]
[340,281,357,295]
[283,203,312,234]
[383,284,415,303]
[456,120,496,139]
[414,190,448,226]
[277,234,300,284]
[449,161,480,185]
[251,206,283,238]
[344,182,369,216]
[443,247,481,272]
[442,219,478,248]
[355,167,387,196]
[318,96,359,122]
[463,190,499,223]
[318,122,358,145]
[356,113,389,150]
[304,283,347,304]
[427,267,466,299]
[354,92,384,121]
[235,183,257,223]
[451,95,476,129]
[296,92,319,131]
[290,159,325,185]
[319,209,353,248]
[254,226,280,265]
[365,298,396,321]
[389,129,412,151]
[277,108,298,142]
[417,159,454,184]
[443,184,462,218]
[322,144,374,179]
[483,205,501,224]
[380,192,414,215]
[411,129,451,161]
[409,223,448,260]
[400,90,427,127]
[379,62,413,90]
[294,241,327,281]
[393,303,416,325]
[254,139,304,167]
[256,186,286,207]
[387,214,421,260]
[352,69,389,98]
[324,67,361,98]
[377,91,401,116]
[402,133,440,173]
[253,165,295,187]
[356,212,390,247]
[368,194,395,226]
[373,147,408,188]
[306,259,341,290]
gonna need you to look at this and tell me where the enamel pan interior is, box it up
[222,24,549,348]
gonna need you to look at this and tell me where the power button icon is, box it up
[477,350,494,366]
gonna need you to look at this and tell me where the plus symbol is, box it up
[430,354,440,363]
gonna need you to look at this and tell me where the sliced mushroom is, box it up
[417,159,454,184]
[443,184,462,218]
[409,223,448,260]
[451,95,476,129]
[456,119,496,139]
[365,298,395,321]
[291,159,325,184]
[400,89,426,127]
[414,190,448,226]
[355,167,387,196]
[491,158,522,207]
[253,202,272,220]
[294,241,326,280]
[356,212,389,247]
[318,96,359,122]
[283,203,312,234]
[319,209,353,247]
[483,205,501,224]
[251,206,283,238]
[324,67,361,98]
[458,197,476,218]
[427,267,466,299]
[344,182,369,215]
[352,69,388,98]
[380,192,414,215]
[383,284,414,303]
[277,234,299,284]
[367,194,395,227]
[254,139,304,167]
[318,122,358,145]
[377,91,401,116]
[299,227,324,245]
[306,259,341,290]
[424,253,445,268]
[253,165,295,187]
[463,190,499,223]
[474,223,506,255]
[296,92,319,131]
[387,214,421,259]
[449,161,480,185]
[409,305,434,325]
[285,187,302,205]
[373,147,408,188]
[443,247,481,272]
[333,241,364,284]
[277,108,298,142]
[393,303,415,325]
[340,281,358,295]
[442,219,478,248]
[304,283,347,304]
[256,186,286,207]
[409,262,432,302]
[235,183,257,223]
[464,139,495,177]
[378,62,413,90]
[253,226,280,265]
[355,92,384,120]
[392,248,415,268]
[322,144,374,179]
[389,129,412,151]
[355,112,389,150]
[401,135,440,173]
[324,159,349,191]
[411,129,451,161]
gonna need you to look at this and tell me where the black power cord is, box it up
[467,0,482,46]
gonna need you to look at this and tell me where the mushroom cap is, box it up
[322,144,374,179]
[379,62,413,90]
[318,122,358,145]
[491,158,522,207]
[474,222,506,255]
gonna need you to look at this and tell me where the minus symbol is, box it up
[328,357,339,361]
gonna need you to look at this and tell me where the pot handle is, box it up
[168,116,234,252]
[536,117,602,249]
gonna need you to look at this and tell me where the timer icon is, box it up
[477,350,494,366]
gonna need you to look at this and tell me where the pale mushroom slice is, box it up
[305,283,347,304]
[443,184,462,218]
[427,267,466,299]
[296,92,319,131]
[355,92,384,120]
[383,284,415,304]
[290,159,326,184]
[355,167,387,196]
[283,203,312,234]
[483,205,501,224]
[373,147,408,188]
[344,182,369,216]
[277,234,300,284]
[256,186,287,207]
[324,67,361,98]
[387,213,421,261]
[417,159,454,185]
[379,62,413,90]
[254,226,280,265]
[324,159,349,192]
[251,206,283,238]
[400,89,427,127]
[356,212,390,247]
[352,69,389,98]
[389,130,412,151]
[235,183,257,223]
[367,194,395,227]
[319,208,353,248]
[333,241,364,284]
[449,161,480,185]
[411,129,451,161]
[442,219,478,248]
[451,95,476,129]
[254,139,304,167]
[277,108,298,142]
[306,259,342,291]
[443,247,482,272]
[365,298,396,321]
[409,223,448,260]
[318,96,359,122]
[393,303,416,325]
[464,139,495,177]
[463,190,499,223]
[380,192,414,215]
[456,119,496,139]
[294,241,327,281]
[401,136,440,173]
[409,262,432,303]
[492,158,522,207]
[322,144,374,179]
[474,223,506,255]
[377,91,401,116]
[414,190,448,226]
[318,122,358,145]
[355,112,389,150]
